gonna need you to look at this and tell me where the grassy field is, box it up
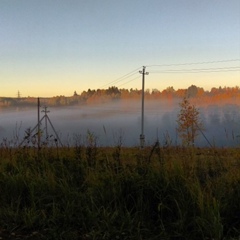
[0,141,240,239]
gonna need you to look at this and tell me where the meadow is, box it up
[0,139,240,240]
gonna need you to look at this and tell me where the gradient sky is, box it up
[1,0,240,97]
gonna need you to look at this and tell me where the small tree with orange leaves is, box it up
[177,97,204,146]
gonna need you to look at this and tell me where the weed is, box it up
[0,143,240,239]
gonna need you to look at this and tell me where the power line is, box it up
[151,70,240,74]
[150,66,240,72]
[150,69,240,74]
[149,66,240,74]
[146,59,240,68]
[112,72,139,86]
[99,66,141,89]
[98,59,239,90]
[117,76,141,88]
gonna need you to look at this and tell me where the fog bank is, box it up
[0,100,239,147]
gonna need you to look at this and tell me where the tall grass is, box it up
[0,142,240,239]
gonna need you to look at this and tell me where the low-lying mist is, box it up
[0,99,240,147]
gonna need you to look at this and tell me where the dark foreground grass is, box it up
[0,145,240,239]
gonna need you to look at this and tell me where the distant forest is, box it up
[1,85,240,109]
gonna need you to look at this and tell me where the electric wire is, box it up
[117,76,141,88]
[146,59,240,68]
[99,59,240,90]
[150,70,240,74]
[99,66,141,89]
[149,66,240,72]
[149,67,240,74]
[101,71,139,88]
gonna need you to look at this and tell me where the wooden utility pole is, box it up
[139,66,148,148]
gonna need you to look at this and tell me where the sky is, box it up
[1,0,240,97]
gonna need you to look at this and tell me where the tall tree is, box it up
[177,97,204,146]
[187,85,198,98]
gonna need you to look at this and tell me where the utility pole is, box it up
[42,106,50,141]
[37,97,41,150]
[139,66,149,148]
[19,102,63,148]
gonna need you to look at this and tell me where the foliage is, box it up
[0,142,240,239]
[1,85,240,109]
[177,97,204,146]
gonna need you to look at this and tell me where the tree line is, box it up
[0,85,239,108]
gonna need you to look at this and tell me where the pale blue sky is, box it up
[1,0,239,97]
